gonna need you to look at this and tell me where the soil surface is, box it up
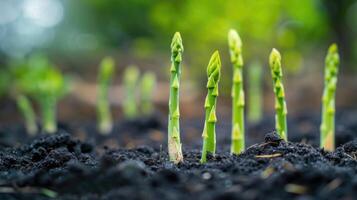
[0,132,356,200]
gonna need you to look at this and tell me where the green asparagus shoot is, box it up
[248,61,263,123]
[269,48,288,140]
[123,65,140,119]
[168,32,184,164]
[140,72,156,115]
[16,95,38,135]
[320,44,339,151]
[228,29,245,154]
[97,57,115,135]
[201,51,221,163]
[37,68,66,133]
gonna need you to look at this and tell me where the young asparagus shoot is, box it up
[168,32,184,164]
[248,61,263,123]
[228,29,245,154]
[269,48,288,141]
[201,51,221,163]
[320,44,339,151]
[16,95,38,135]
[38,68,66,133]
[97,57,115,135]
[140,72,156,115]
[123,65,140,119]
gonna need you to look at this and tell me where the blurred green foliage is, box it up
[2,0,353,96]
[10,54,69,133]
[56,0,331,93]
[11,54,68,99]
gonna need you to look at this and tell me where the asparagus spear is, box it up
[228,29,245,154]
[320,44,339,151]
[201,51,221,163]
[269,48,288,141]
[168,32,184,164]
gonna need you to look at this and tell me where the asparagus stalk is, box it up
[123,65,140,119]
[201,51,221,163]
[140,72,156,115]
[248,61,263,123]
[40,96,57,133]
[168,32,184,164]
[269,48,288,141]
[97,57,115,135]
[16,95,38,135]
[228,29,245,154]
[320,44,339,151]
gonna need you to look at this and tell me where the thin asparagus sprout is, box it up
[320,44,339,151]
[248,61,263,123]
[201,51,221,163]
[39,68,65,134]
[228,29,245,154]
[140,72,156,115]
[123,65,140,119]
[269,48,288,140]
[168,32,184,164]
[97,57,115,135]
[16,95,38,135]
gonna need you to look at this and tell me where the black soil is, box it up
[0,132,356,200]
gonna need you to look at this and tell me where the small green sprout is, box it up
[228,29,245,154]
[12,54,68,134]
[123,65,140,119]
[16,95,38,135]
[168,32,184,164]
[201,51,221,163]
[97,57,115,135]
[269,48,288,140]
[248,61,263,123]
[37,68,67,133]
[140,72,156,115]
[320,44,339,151]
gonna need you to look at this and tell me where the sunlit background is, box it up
[0,0,357,123]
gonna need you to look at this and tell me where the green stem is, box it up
[320,44,339,151]
[269,49,288,140]
[140,72,156,115]
[248,62,263,123]
[41,96,57,134]
[16,95,38,135]
[168,32,183,164]
[201,51,221,163]
[228,29,245,154]
[97,57,114,134]
[123,66,139,119]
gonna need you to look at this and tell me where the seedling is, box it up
[140,72,156,115]
[37,68,67,133]
[97,57,115,135]
[320,44,339,151]
[16,95,38,135]
[248,61,263,123]
[201,51,221,163]
[123,65,140,119]
[228,29,245,154]
[168,32,184,164]
[12,55,67,134]
[269,49,288,140]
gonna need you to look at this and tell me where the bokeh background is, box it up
[0,0,357,123]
